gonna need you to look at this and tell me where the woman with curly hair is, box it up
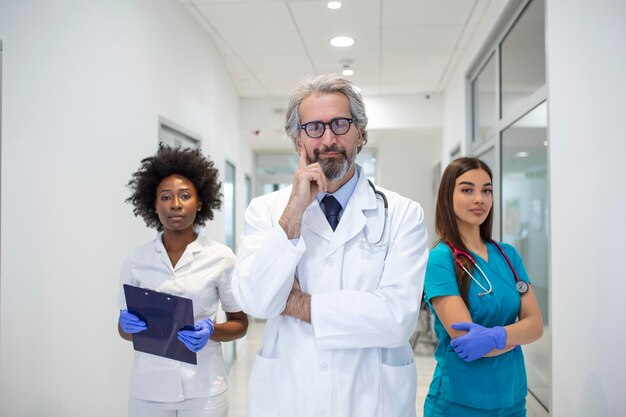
[117,144,248,417]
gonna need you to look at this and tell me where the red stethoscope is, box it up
[447,240,529,297]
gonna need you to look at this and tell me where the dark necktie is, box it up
[322,195,342,231]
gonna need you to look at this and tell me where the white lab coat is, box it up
[232,167,429,417]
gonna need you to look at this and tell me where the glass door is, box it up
[501,101,549,408]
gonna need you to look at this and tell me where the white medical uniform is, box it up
[118,234,239,407]
[232,166,429,417]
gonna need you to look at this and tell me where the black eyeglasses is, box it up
[300,117,354,139]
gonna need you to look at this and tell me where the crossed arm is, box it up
[431,285,543,358]
[282,279,311,323]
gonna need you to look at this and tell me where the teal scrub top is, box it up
[424,241,530,409]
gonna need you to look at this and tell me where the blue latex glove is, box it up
[450,322,507,362]
[119,310,147,334]
[177,317,214,353]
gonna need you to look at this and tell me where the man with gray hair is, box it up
[232,75,429,417]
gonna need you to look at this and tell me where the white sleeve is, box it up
[311,200,429,350]
[231,197,306,319]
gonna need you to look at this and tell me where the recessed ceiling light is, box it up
[543,140,549,146]
[330,36,354,47]
[327,1,342,9]
[340,59,354,76]
[515,151,530,158]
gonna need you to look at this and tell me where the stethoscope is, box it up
[446,240,529,297]
[364,180,388,247]
[321,179,388,246]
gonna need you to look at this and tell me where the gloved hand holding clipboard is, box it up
[123,284,197,365]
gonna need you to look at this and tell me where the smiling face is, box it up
[453,168,493,233]
[297,92,363,186]
[154,174,201,234]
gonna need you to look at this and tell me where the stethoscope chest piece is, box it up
[516,280,529,294]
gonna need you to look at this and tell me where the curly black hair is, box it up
[126,144,222,231]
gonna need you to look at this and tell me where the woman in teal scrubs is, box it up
[423,157,543,417]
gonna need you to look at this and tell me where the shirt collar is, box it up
[316,164,360,210]
[154,232,205,253]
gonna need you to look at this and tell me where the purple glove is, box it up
[119,310,147,334]
[450,322,507,362]
[177,317,214,353]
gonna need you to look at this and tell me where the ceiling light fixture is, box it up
[330,36,354,47]
[327,1,342,9]
[515,151,530,158]
[340,59,354,76]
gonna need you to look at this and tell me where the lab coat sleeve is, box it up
[231,196,306,319]
[311,199,429,350]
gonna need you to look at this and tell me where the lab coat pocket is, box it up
[247,351,279,417]
[381,359,417,417]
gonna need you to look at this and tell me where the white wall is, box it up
[377,130,441,244]
[365,93,443,131]
[0,1,252,416]
[546,1,626,415]
[365,94,443,242]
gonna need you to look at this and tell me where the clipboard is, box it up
[123,284,197,365]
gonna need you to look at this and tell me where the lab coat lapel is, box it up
[326,170,378,255]
[302,200,334,242]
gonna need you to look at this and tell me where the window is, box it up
[224,161,236,251]
[158,116,200,149]
[468,0,549,410]
[501,102,549,405]
[500,0,546,118]
[255,152,297,196]
[471,54,497,144]
[244,174,252,207]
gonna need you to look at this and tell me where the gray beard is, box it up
[320,157,351,183]
[313,142,358,183]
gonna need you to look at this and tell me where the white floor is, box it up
[227,319,548,417]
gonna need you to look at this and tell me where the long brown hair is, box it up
[435,157,493,306]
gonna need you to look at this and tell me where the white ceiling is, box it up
[179,0,491,98]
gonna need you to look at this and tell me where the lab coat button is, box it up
[319,363,328,372]
[327,257,335,266]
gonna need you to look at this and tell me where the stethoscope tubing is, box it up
[367,180,387,246]
[447,240,528,296]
